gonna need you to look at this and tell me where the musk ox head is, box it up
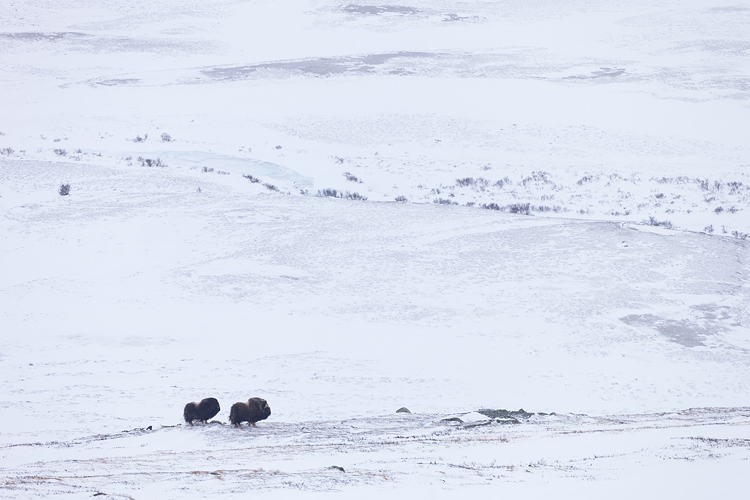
[183,397,221,425]
[230,397,271,427]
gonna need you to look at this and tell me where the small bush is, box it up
[59,184,70,196]
[54,149,67,156]
[263,183,280,192]
[202,166,214,173]
[161,133,173,142]
[507,203,531,215]
[137,157,166,167]
[465,201,475,207]
[0,147,13,155]
[131,133,148,142]
[456,177,489,188]
[243,174,261,183]
[318,188,340,198]
[655,193,664,199]
[315,188,366,200]
[714,206,724,214]
[643,216,673,229]
[704,224,714,234]
[732,231,749,240]
[275,145,282,149]
[480,203,501,210]
[577,175,593,185]
[434,198,458,205]
[394,195,408,202]
[344,172,362,183]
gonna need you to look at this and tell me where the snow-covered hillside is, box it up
[1,1,749,498]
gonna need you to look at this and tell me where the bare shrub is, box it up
[655,193,664,199]
[456,177,489,188]
[59,183,71,196]
[577,175,593,185]
[727,181,743,195]
[434,198,458,205]
[54,149,67,156]
[131,133,148,142]
[202,166,214,173]
[0,147,13,155]
[344,172,362,183]
[732,231,749,240]
[344,191,367,200]
[480,203,501,210]
[507,203,531,215]
[643,216,673,229]
[714,206,724,214]
[318,188,340,198]
[521,171,553,186]
[138,157,166,167]
[275,145,282,149]
[243,174,261,183]
[395,195,408,202]
[263,183,280,192]
[316,188,366,200]
[160,133,173,142]
[704,224,714,234]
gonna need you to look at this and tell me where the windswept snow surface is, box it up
[1,1,749,498]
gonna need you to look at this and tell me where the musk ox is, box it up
[230,397,271,427]
[183,397,221,425]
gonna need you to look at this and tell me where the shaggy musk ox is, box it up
[230,398,271,427]
[183,398,221,425]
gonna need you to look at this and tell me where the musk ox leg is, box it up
[251,422,257,427]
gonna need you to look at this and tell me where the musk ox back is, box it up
[183,397,221,425]
[230,398,271,427]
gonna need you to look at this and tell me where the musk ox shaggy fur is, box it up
[183,397,221,425]
[230,398,271,427]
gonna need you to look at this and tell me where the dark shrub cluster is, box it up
[138,157,166,167]
[59,183,71,196]
[343,172,362,183]
[434,198,458,205]
[316,188,367,201]
[643,216,673,229]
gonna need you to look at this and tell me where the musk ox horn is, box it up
[229,397,271,428]
[183,398,221,425]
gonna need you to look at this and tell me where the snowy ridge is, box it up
[2,408,749,498]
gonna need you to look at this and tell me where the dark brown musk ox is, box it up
[230,398,271,427]
[183,397,221,425]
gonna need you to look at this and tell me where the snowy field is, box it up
[1,0,749,498]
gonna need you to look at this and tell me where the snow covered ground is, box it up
[1,1,749,498]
